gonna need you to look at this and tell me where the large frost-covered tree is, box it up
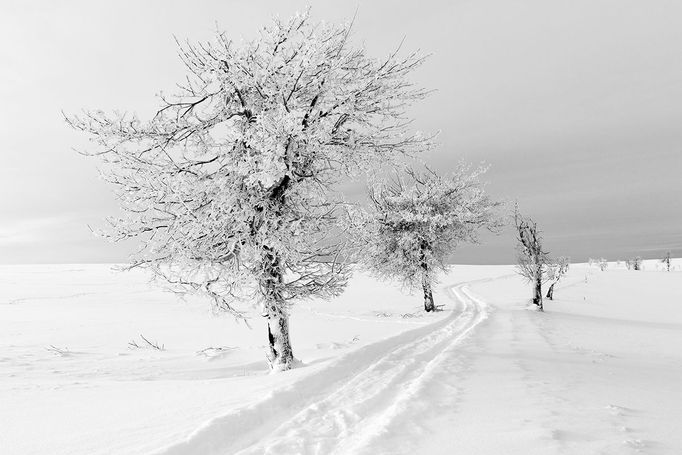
[355,165,501,312]
[66,11,431,371]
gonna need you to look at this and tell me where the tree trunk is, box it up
[422,271,435,312]
[419,242,436,312]
[265,304,294,372]
[546,282,555,300]
[261,249,294,371]
[250,175,296,372]
[533,274,543,311]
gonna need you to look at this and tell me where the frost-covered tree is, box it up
[514,207,550,311]
[545,256,569,300]
[66,11,431,371]
[354,165,501,312]
[629,256,643,271]
[662,252,672,272]
[598,258,608,271]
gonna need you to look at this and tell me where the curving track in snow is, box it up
[155,282,491,455]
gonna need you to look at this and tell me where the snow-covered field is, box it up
[1,260,681,454]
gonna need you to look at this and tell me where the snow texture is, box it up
[2,260,682,454]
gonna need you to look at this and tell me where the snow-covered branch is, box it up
[66,10,432,371]
[353,164,502,311]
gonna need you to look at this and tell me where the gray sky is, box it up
[1,0,681,264]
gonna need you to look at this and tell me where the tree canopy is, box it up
[355,165,501,310]
[67,10,432,369]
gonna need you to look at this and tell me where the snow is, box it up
[412,260,682,455]
[2,261,681,454]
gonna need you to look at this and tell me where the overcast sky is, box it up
[1,0,681,264]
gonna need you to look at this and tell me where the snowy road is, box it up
[156,281,491,455]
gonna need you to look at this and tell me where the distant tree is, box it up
[662,252,672,272]
[545,256,569,300]
[598,258,608,271]
[632,256,643,271]
[514,207,550,310]
[355,165,501,312]
[66,11,431,371]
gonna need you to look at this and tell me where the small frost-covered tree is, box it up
[355,165,501,312]
[662,252,672,272]
[514,207,550,311]
[598,258,608,271]
[630,256,643,271]
[545,256,569,300]
[67,11,431,371]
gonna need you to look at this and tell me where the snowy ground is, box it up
[1,260,681,454]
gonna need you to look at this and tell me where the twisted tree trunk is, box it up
[265,303,294,371]
[261,251,294,371]
[546,282,555,300]
[533,273,543,311]
[422,269,435,312]
[258,174,295,371]
[419,241,435,312]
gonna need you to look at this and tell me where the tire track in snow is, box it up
[247,284,487,455]
[155,281,493,455]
